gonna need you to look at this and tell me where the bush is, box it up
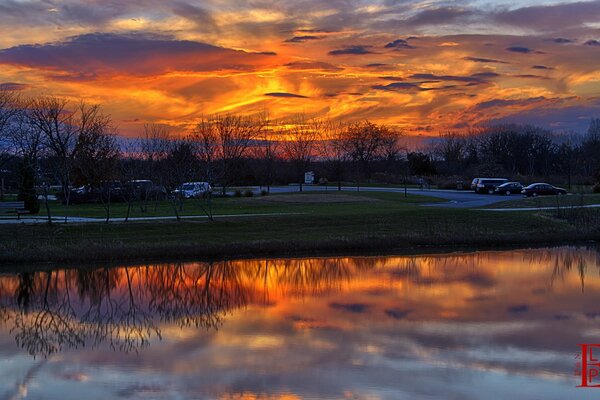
[243,189,254,197]
[234,189,242,197]
[593,183,600,193]
[260,189,269,196]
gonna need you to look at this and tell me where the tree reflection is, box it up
[1,247,598,358]
[0,258,355,357]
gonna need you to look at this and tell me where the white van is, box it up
[173,182,212,199]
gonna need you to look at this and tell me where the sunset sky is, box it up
[1,0,600,137]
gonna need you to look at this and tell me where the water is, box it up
[1,246,599,399]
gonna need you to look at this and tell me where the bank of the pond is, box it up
[1,207,599,265]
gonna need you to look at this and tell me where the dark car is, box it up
[66,182,127,204]
[127,180,167,201]
[521,183,568,197]
[473,178,509,194]
[494,182,523,195]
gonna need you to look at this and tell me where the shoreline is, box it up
[1,232,597,270]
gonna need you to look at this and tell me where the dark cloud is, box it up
[365,63,387,67]
[405,7,474,27]
[463,56,508,64]
[284,36,322,43]
[506,46,533,53]
[585,311,600,319]
[585,40,600,46]
[471,72,500,79]
[284,61,342,71]
[507,304,529,313]
[372,82,425,91]
[491,98,600,132]
[171,3,218,32]
[0,82,28,90]
[412,272,496,288]
[378,76,404,81]
[410,73,481,83]
[295,28,334,33]
[532,65,554,70]
[492,1,600,31]
[473,97,547,111]
[329,302,371,313]
[0,32,275,77]
[514,74,549,80]
[384,309,411,320]
[551,38,573,44]
[384,39,415,49]
[328,45,375,56]
[264,92,308,98]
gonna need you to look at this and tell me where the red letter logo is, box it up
[578,344,600,387]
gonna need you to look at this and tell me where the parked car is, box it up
[127,180,167,201]
[521,183,568,197]
[67,181,127,204]
[473,178,509,194]
[173,182,212,199]
[494,182,523,195]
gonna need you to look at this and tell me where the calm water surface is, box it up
[1,246,600,399]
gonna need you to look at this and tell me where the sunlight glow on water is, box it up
[0,246,599,399]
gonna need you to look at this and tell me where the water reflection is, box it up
[0,246,599,399]
[0,259,359,357]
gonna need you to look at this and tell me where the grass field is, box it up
[5,191,442,219]
[1,191,598,265]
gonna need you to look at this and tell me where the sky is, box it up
[1,0,600,137]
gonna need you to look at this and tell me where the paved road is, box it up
[263,185,513,208]
[484,203,600,212]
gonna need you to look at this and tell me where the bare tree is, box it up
[140,124,199,221]
[344,120,390,189]
[252,119,279,193]
[28,97,76,222]
[192,113,267,196]
[435,132,466,174]
[281,115,320,192]
[8,103,44,218]
[71,102,120,223]
[317,118,349,191]
[0,89,19,195]
[0,88,18,139]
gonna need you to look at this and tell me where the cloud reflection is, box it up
[0,246,599,398]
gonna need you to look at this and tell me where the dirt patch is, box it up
[256,193,379,203]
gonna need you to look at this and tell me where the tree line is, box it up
[1,89,600,221]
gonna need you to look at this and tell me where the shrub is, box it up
[593,183,600,193]
[243,189,254,197]
[260,189,269,196]
[234,189,242,197]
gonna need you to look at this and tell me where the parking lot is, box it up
[266,185,515,208]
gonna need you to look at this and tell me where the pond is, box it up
[1,246,599,399]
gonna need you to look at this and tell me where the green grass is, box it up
[1,191,597,265]
[6,191,440,220]
[483,193,600,209]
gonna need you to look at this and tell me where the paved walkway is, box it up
[0,212,303,224]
